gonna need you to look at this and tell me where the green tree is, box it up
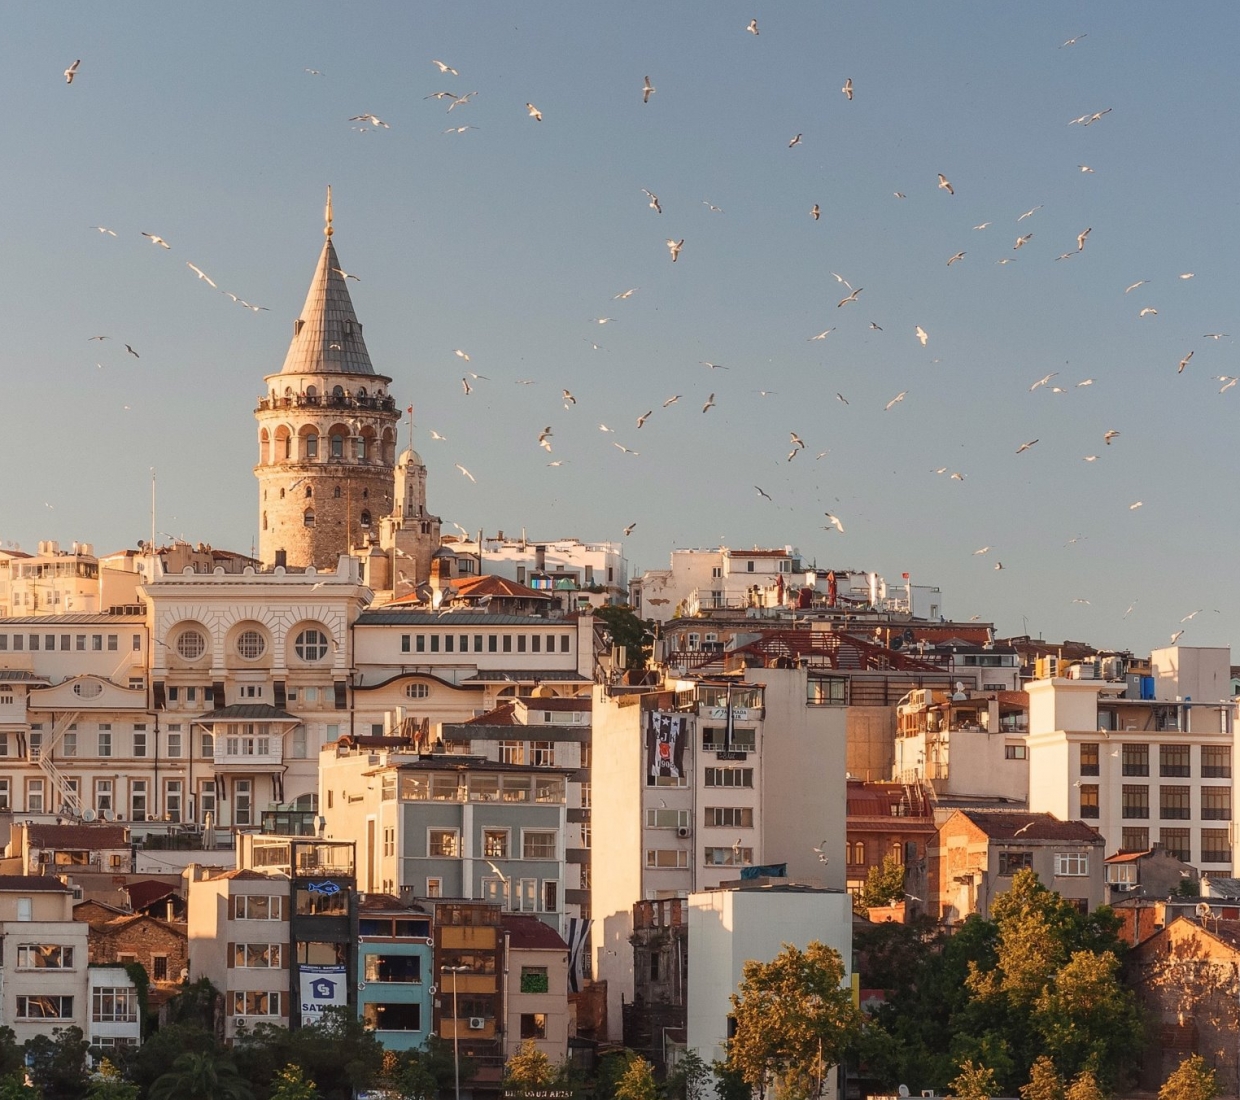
[0,1030,24,1082]
[1064,1071,1104,1100]
[149,1051,253,1100]
[666,1051,710,1100]
[726,941,862,1100]
[1020,1057,1064,1100]
[269,1063,320,1100]
[87,1059,140,1100]
[593,605,653,670]
[24,1026,91,1100]
[234,1009,384,1100]
[505,1040,557,1091]
[860,855,907,908]
[1159,1056,1218,1100]
[950,1060,998,1100]
[614,1057,659,1100]
[0,1074,39,1100]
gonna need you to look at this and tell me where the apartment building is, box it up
[443,534,628,609]
[591,666,847,1038]
[502,913,571,1063]
[1026,646,1235,872]
[319,744,570,933]
[357,894,434,1051]
[928,810,1106,922]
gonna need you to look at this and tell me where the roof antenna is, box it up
[324,185,333,238]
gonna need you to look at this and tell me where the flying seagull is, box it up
[755,486,772,501]
[142,232,170,249]
[915,326,928,346]
[64,59,80,84]
[642,76,655,103]
[666,238,684,262]
[937,173,954,195]
[884,391,908,411]
[455,464,476,482]
[842,78,853,100]
[186,262,216,287]
[747,18,759,34]
[525,103,542,121]
[624,522,637,536]
[432,59,459,75]
[824,512,844,533]
[1016,439,1039,454]
[1178,351,1194,374]
[702,393,716,413]
[642,189,662,214]
[837,288,863,307]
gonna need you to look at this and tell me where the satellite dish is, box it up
[81,808,97,822]
[899,1087,911,1098]
[1196,902,1213,919]
[101,809,115,822]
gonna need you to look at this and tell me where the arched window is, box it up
[279,488,285,499]
[294,629,329,661]
[405,683,430,699]
[305,385,318,398]
[237,631,267,660]
[360,510,372,528]
[305,434,318,458]
[262,512,268,530]
[331,435,344,458]
[304,510,315,527]
[355,437,366,460]
[283,435,292,460]
[332,385,344,398]
[362,488,369,499]
[333,487,341,499]
[305,486,313,499]
[176,630,207,660]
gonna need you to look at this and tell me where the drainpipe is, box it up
[502,929,511,1060]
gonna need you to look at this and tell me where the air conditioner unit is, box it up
[468,1017,486,1030]
[676,826,691,839]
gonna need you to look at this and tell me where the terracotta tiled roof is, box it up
[27,824,128,850]
[1105,849,1152,864]
[959,810,1100,842]
[502,913,569,950]
[125,879,179,910]
[454,574,553,600]
[464,703,518,725]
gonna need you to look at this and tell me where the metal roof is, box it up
[357,611,572,626]
[195,704,299,722]
[278,237,378,376]
[0,614,146,625]
[458,669,590,683]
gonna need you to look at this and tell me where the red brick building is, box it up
[845,780,935,895]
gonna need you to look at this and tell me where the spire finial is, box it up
[324,185,334,238]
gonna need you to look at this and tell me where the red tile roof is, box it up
[125,879,179,911]
[502,913,569,950]
[0,876,72,892]
[454,574,553,600]
[26,824,128,850]
[464,703,519,726]
[959,810,1101,842]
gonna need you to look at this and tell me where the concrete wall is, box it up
[846,707,896,782]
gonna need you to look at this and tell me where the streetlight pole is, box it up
[444,963,470,1100]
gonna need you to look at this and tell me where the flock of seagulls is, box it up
[51,19,1233,649]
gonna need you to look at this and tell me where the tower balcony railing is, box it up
[256,393,397,413]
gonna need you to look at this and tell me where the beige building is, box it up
[590,666,847,1038]
[928,809,1105,922]
[1026,646,1235,872]
[502,913,571,1063]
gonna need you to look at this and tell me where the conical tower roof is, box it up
[278,231,375,376]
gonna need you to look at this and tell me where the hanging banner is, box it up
[300,964,347,1019]
[565,916,593,994]
[646,712,687,781]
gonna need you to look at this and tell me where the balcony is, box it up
[214,737,283,769]
[256,392,397,413]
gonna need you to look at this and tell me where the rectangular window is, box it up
[1159,785,1191,819]
[1160,744,1191,777]
[704,768,754,788]
[363,1002,422,1031]
[107,634,118,651]
[1054,853,1089,876]
[998,851,1034,875]
[364,954,422,983]
[92,987,138,1023]
[445,635,454,653]
[523,831,556,859]
[1201,828,1232,864]
[499,741,525,764]
[152,955,169,981]
[1004,744,1027,760]
[706,806,754,828]
[0,735,6,758]
[131,780,148,821]
[1079,784,1099,819]
[401,634,411,653]
[1202,745,1232,778]
[645,808,690,829]
[167,732,182,758]
[531,635,541,653]
[561,634,571,653]
[12,635,22,651]
[645,849,689,868]
[701,727,757,752]
[1079,742,1100,776]
[234,943,283,968]
[428,829,459,857]
[503,635,512,653]
[1122,743,1149,776]
[29,732,42,760]
[1201,786,1232,820]
[579,781,591,809]
[521,1012,547,1040]
[236,895,284,920]
[26,778,44,813]
[483,829,509,858]
[29,634,39,651]
[543,880,558,912]
[517,635,527,653]
[488,635,498,652]
[61,732,77,758]
[16,996,73,1019]
[520,965,549,994]
[415,634,425,653]
[133,634,142,651]
[1159,828,1191,862]
[0,778,9,811]
[530,741,555,766]
[98,731,112,758]
[165,781,183,823]
[61,635,70,651]
[1122,784,1149,819]
[1121,827,1149,852]
[232,991,280,1017]
[94,779,113,813]
[704,846,754,866]
[133,730,147,758]
[234,779,252,826]
[92,635,103,651]
[426,877,442,897]
[806,676,847,706]
[383,825,395,856]
[17,944,74,969]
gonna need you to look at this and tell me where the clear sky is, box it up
[3,3,1238,656]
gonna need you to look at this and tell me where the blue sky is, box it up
[3,3,1238,655]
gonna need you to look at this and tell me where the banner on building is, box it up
[299,964,348,1019]
[565,916,593,994]
[645,711,687,781]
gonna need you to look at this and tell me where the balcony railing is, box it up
[215,740,284,767]
[256,393,397,413]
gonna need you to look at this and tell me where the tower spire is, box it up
[325,184,333,238]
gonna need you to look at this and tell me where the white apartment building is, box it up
[591,666,847,1038]
[687,883,852,1068]
[1027,646,1236,873]
[630,547,944,625]
[443,535,628,608]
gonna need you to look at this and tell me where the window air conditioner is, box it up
[676,827,691,839]
[468,1017,486,1030]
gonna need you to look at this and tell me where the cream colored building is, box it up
[591,666,847,1038]
[502,913,571,1063]
[1027,646,1235,872]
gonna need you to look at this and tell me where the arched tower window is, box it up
[331,434,344,458]
[355,437,367,460]
[305,486,313,499]
[304,510,315,527]
[262,512,268,530]
[259,429,270,465]
[360,510,372,528]
[305,434,318,459]
[333,487,341,498]
[280,488,285,499]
